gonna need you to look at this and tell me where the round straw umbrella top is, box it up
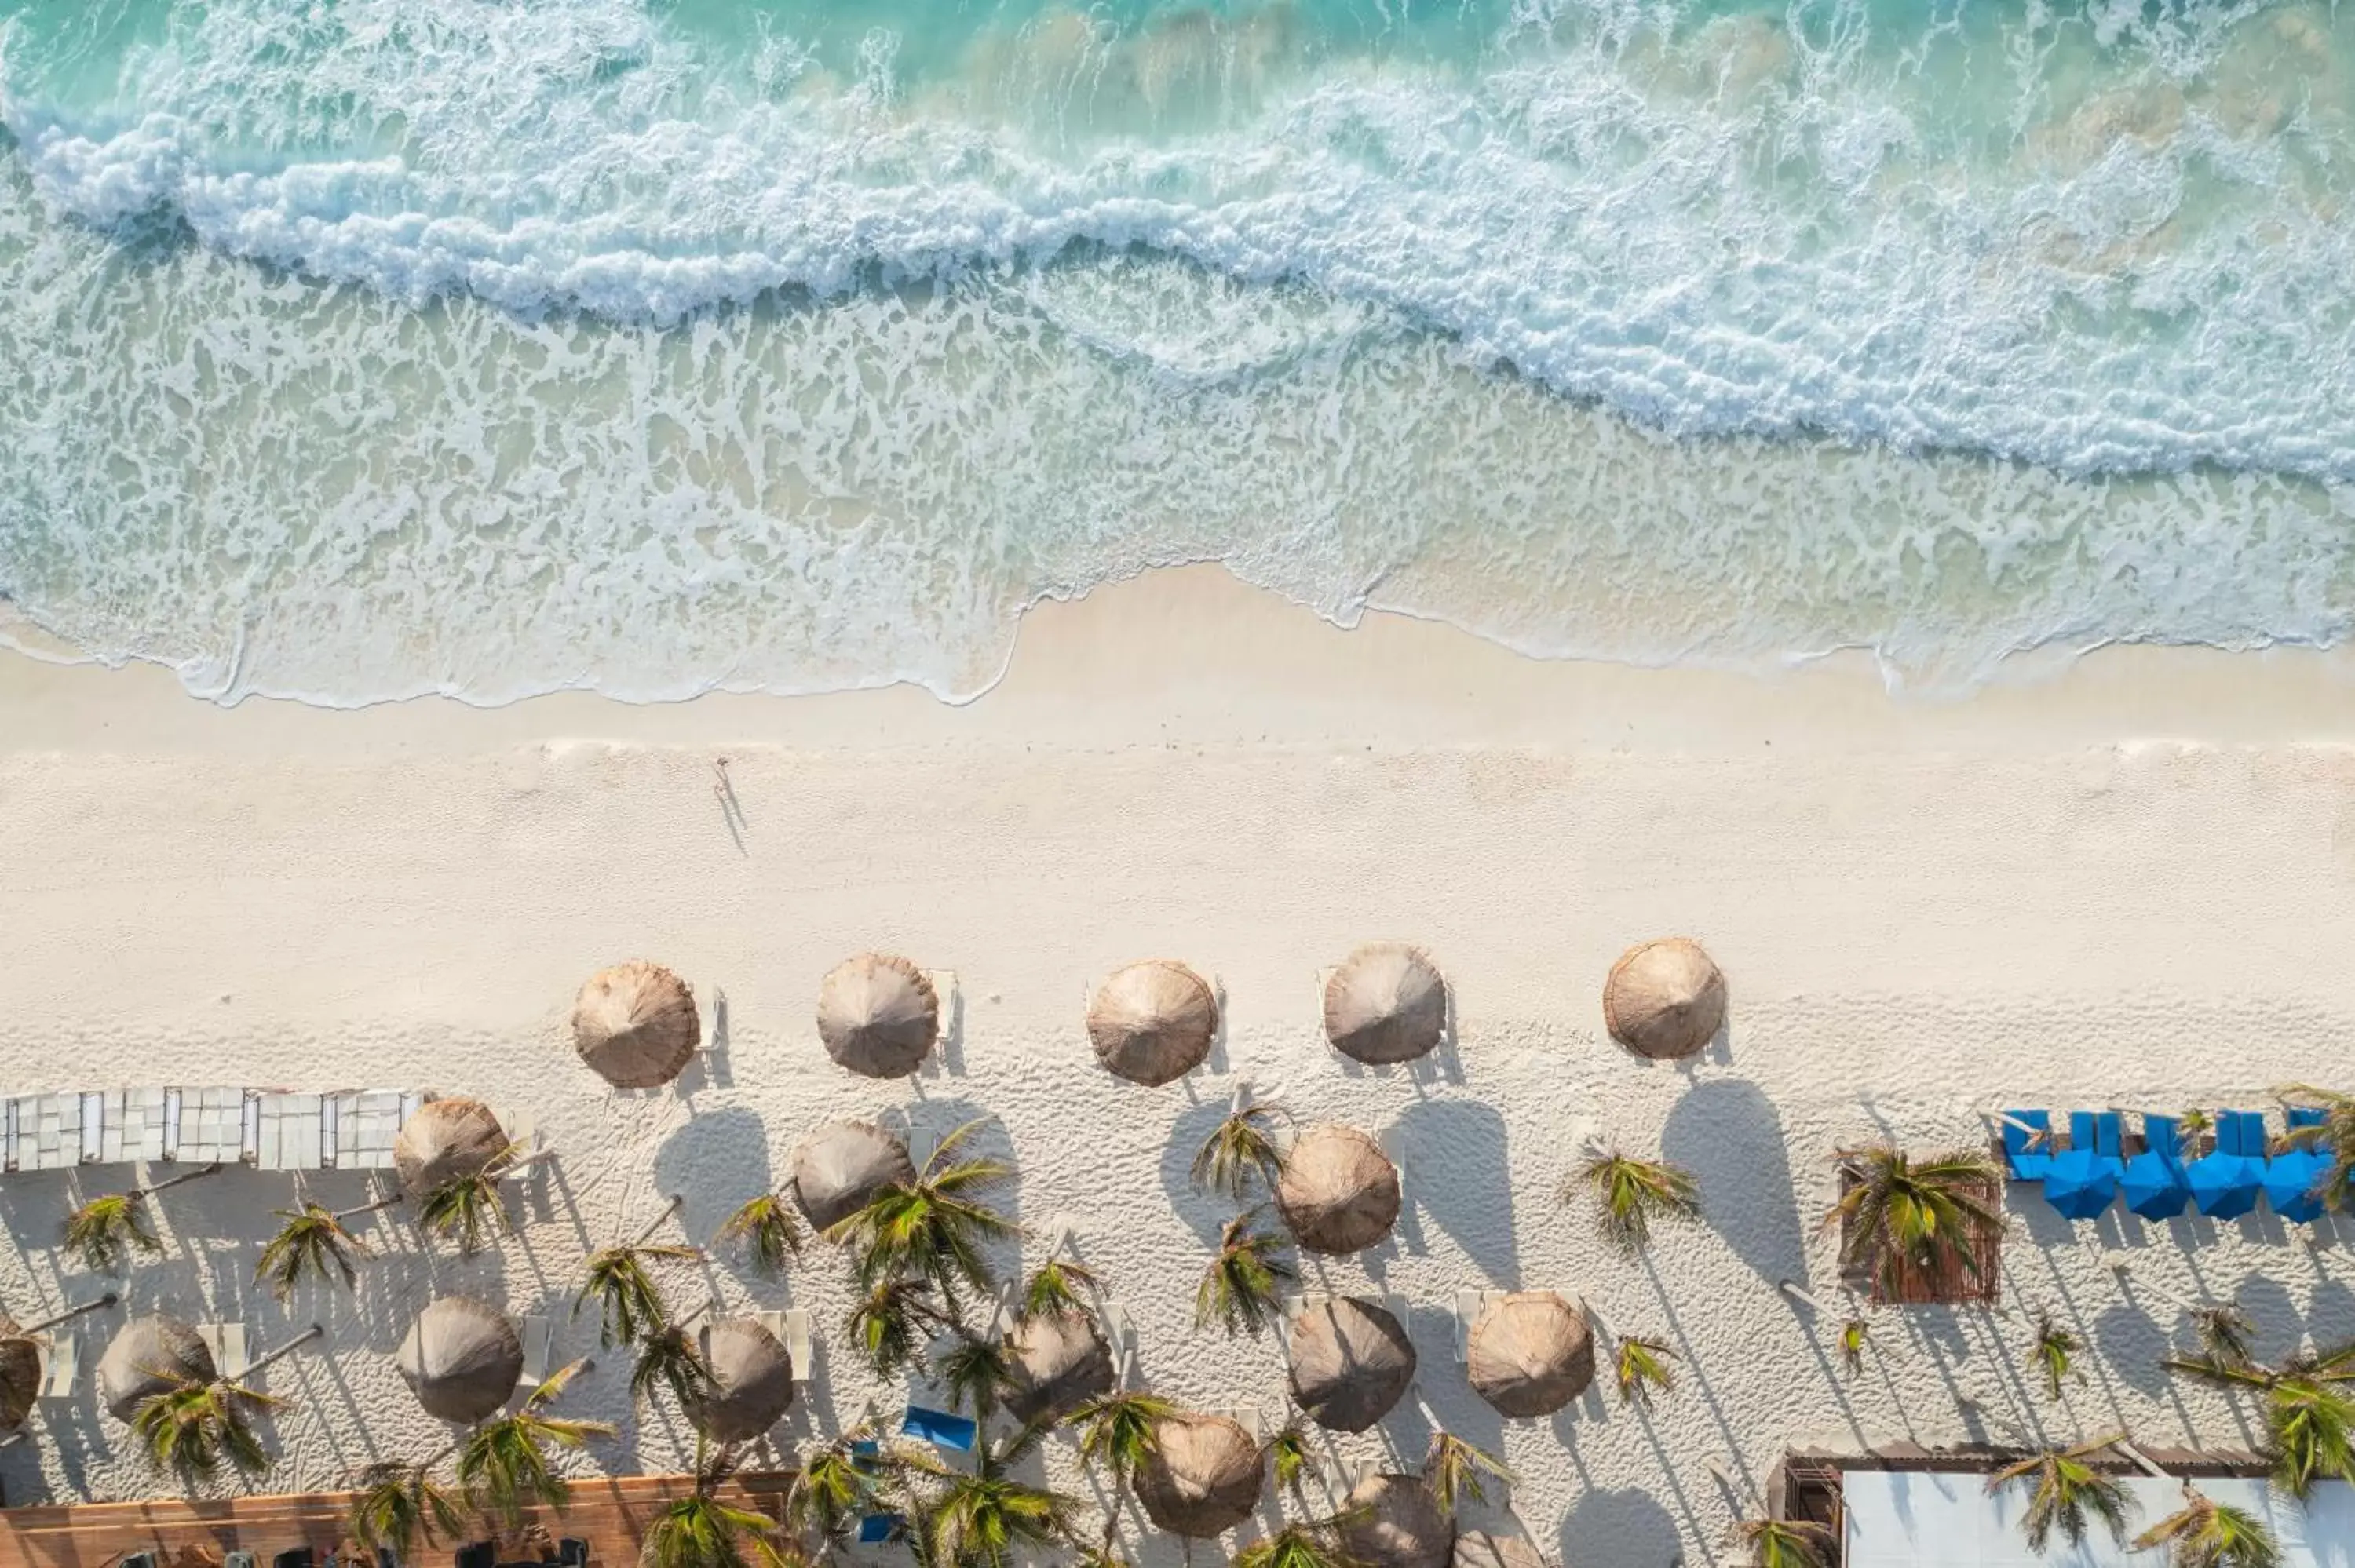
[1466,1292,1593,1417]
[1324,944,1448,1065]
[572,961,699,1088]
[1603,938,1725,1061]
[1088,961,1218,1087]
[0,1322,37,1433]
[1453,1531,1544,1568]
[395,1097,509,1198]
[790,1120,917,1234]
[398,1297,524,1424]
[1341,1475,1454,1568]
[98,1314,214,1422]
[1287,1296,1415,1431]
[817,954,939,1078]
[1276,1125,1401,1255]
[1131,1412,1263,1538]
[685,1318,796,1443]
[1002,1310,1115,1424]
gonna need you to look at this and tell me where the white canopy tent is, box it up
[1843,1471,2355,1567]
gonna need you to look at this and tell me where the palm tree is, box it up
[1614,1335,1678,1407]
[1729,1518,1833,1568]
[2032,1313,2080,1401]
[1233,1522,1361,1568]
[641,1437,799,1568]
[1191,1103,1287,1201]
[785,1428,899,1548]
[2193,1302,2257,1365]
[900,1417,1077,1568]
[2277,1085,2355,1207]
[1838,1318,1871,1378]
[1266,1420,1314,1503]
[458,1358,616,1530]
[1067,1390,1175,1501]
[578,1197,697,1347]
[1567,1149,1699,1253]
[349,1457,467,1562]
[826,1119,1018,1316]
[714,1191,802,1276]
[1422,1430,1512,1517]
[936,1331,1015,1424]
[846,1278,954,1380]
[1196,1209,1296,1336]
[256,1194,385,1300]
[634,1311,716,1413]
[64,1163,224,1271]
[417,1137,531,1255]
[1020,1258,1100,1323]
[1985,1435,2135,1554]
[1821,1143,2001,1302]
[130,1323,321,1484]
[2133,1484,2284,1568]
[2163,1339,2355,1497]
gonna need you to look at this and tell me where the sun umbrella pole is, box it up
[243,1322,325,1379]
[2107,1262,2196,1312]
[136,1160,225,1198]
[20,1294,117,1336]
[1776,1279,1827,1313]
[631,1194,685,1248]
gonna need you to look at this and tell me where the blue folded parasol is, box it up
[2043,1110,2124,1220]
[2189,1110,2264,1220]
[2001,1110,2053,1181]
[2122,1113,2190,1220]
[2265,1107,2330,1223]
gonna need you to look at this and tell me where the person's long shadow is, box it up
[1391,1100,1517,1286]
[1661,1081,1806,1289]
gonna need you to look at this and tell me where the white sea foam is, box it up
[2,0,2354,705]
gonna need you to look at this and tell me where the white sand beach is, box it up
[4,566,2355,1563]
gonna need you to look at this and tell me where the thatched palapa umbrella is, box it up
[1453,1531,1544,1568]
[1603,937,1725,1061]
[1466,1292,1593,1418]
[395,1097,509,1197]
[0,1326,38,1434]
[1088,961,1218,1086]
[572,961,699,1088]
[1287,1296,1415,1431]
[1276,1125,1400,1255]
[818,954,939,1078]
[685,1318,795,1442]
[1131,1411,1262,1537]
[1324,944,1448,1065]
[98,1314,214,1422]
[398,1297,524,1424]
[1002,1311,1114,1424]
[791,1120,917,1233]
[1342,1474,1454,1568]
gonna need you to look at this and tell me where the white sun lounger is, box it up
[775,1310,813,1385]
[519,1315,553,1386]
[1454,1289,1506,1362]
[38,1333,77,1399]
[255,1095,324,1170]
[198,1322,249,1380]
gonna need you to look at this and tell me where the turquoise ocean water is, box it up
[2,0,2353,702]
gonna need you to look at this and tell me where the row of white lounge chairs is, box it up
[0,1088,431,1173]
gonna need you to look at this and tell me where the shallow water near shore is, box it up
[2,0,2353,704]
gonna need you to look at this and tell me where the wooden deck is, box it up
[0,1472,795,1568]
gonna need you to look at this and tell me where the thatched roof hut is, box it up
[0,1322,38,1432]
[1341,1474,1454,1568]
[1088,961,1218,1086]
[1324,944,1448,1064]
[1131,1412,1262,1537]
[397,1297,522,1424]
[98,1314,213,1422]
[1276,1125,1400,1255]
[817,954,939,1078]
[1466,1292,1593,1417]
[1002,1311,1115,1424]
[572,961,699,1088]
[1602,938,1725,1061]
[1287,1296,1415,1431]
[791,1120,916,1233]
[394,1097,509,1198]
[685,1318,795,1442]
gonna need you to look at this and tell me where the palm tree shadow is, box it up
[1561,1484,1682,1568]
[1390,1100,1517,1286]
[654,1105,773,1242]
[1159,1098,1253,1245]
[1660,1082,1806,1288]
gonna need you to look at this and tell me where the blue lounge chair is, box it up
[2265,1107,2329,1223]
[855,1515,904,1546]
[900,1402,977,1452]
[2044,1111,2123,1220]
[2001,1110,2053,1181]
[2122,1114,2191,1220]
[2189,1111,2264,1220]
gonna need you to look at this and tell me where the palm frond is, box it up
[1986,1435,2134,1553]
[1568,1150,1700,1253]
[1020,1259,1101,1322]
[1190,1106,1287,1202]
[2134,1486,2284,1568]
[1615,1335,1678,1407]
[65,1193,159,1272]
[937,1334,1015,1421]
[1268,1420,1314,1499]
[715,1194,803,1275]
[418,1172,512,1255]
[907,1464,1077,1568]
[2032,1314,2080,1401]
[1422,1431,1512,1517]
[1195,1209,1296,1336]
[846,1278,947,1379]
[1233,1522,1363,1568]
[1822,1143,2000,1301]
[349,1460,468,1559]
[257,1202,369,1300]
[577,1243,695,1347]
[1839,1318,1871,1379]
[641,1490,799,1568]
[2194,1304,2258,1366]
[826,1126,1017,1317]
[786,1434,893,1544]
[635,1324,715,1411]
[1729,1518,1834,1568]
[1066,1391,1175,1493]
[130,1378,282,1484]
[459,1394,617,1531]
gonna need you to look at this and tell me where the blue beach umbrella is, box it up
[2043,1111,2124,1221]
[2265,1107,2331,1224]
[2189,1111,2265,1220]
[2122,1114,2191,1220]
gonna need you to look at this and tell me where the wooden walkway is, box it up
[0,1472,795,1568]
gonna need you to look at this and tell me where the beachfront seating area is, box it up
[2002,1105,2340,1223]
[0,1089,425,1172]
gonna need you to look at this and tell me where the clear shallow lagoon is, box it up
[2,0,2352,702]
